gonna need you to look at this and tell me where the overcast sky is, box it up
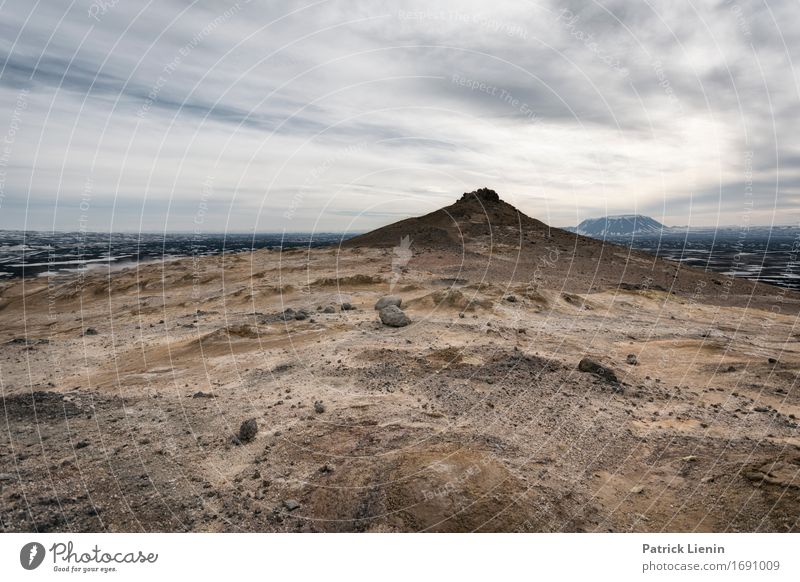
[0,0,798,233]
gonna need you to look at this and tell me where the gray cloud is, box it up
[0,0,798,232]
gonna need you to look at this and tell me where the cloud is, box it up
[0,0,798,232]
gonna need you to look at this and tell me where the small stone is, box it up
[630,485,644,494]
[75,440,90,449]
[238,418,258,443]
[341,302,355,311]
[374,295,402,310]
[319,464,335,474]
[83,328,98,336]
[505,295,517,303]
[0,473,14,481]
[626,354,638,365]
[768,357,777,364]
[283,499,300,511]
[681,455,698,462]
[314,400,326,414]
[322,305,336,314]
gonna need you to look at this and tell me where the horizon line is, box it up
[2,224,800,235]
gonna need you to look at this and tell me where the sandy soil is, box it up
[1,195,799,532]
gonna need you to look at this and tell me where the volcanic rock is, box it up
[375,295,402,310]
[379,305,411,327]
[238,418,258,443]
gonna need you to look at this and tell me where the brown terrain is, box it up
[0,188,798,532]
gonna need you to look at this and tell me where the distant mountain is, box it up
[569,215,667,237]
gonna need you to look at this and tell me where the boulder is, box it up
[340,302,356,311]
[379,305,411,327]
[578,357,618,383]
[375,295,402,310]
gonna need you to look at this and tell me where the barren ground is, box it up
[1,235,798,532]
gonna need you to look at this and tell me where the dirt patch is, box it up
[384,447,532,532]
[311,274,384,287]
[1,391,82,422]
[407,289,490,311]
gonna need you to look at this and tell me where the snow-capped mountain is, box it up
[570,215,667,237]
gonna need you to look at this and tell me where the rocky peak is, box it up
[458,188,501,204]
